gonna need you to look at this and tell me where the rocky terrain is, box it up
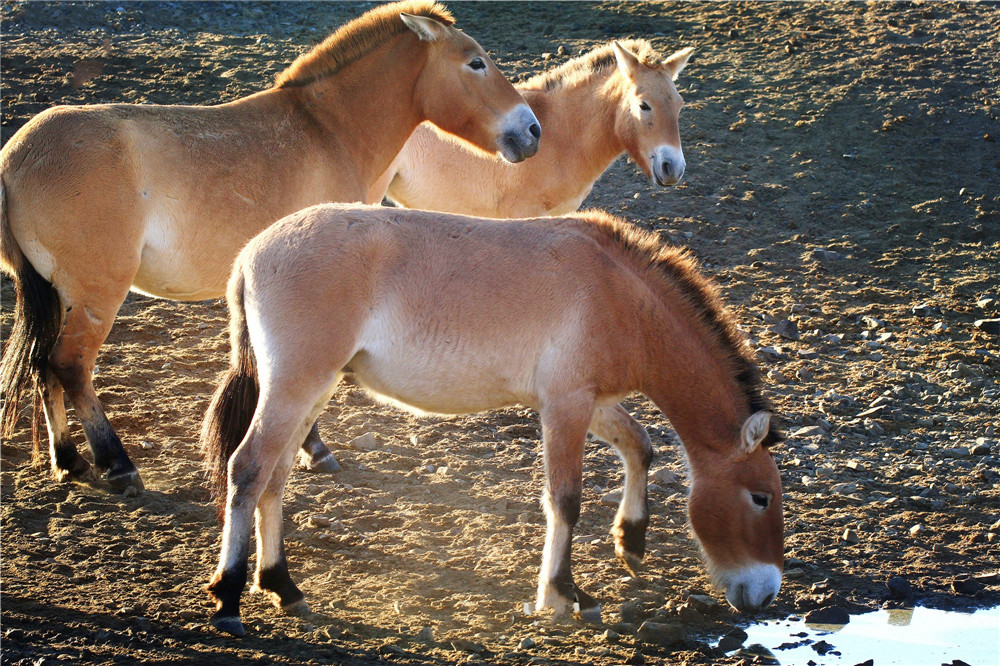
[2,2,998,665]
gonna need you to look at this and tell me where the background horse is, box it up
[0,0,540,491]
[201,203,783,637]
[368,40,693,217]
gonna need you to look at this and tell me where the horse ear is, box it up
[737,411,771,458]
[400,12,447,42]
[663,46,695,81]
[613,41,642,80]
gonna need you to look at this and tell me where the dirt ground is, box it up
[2,2,999,665]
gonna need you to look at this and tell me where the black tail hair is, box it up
[200,266,259,521]
[0,177,63,463]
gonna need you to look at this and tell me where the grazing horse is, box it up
[0,0,540,491]
[201,203,784,637]
[368,40,693,217]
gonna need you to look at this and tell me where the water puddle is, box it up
[724,606,999,666]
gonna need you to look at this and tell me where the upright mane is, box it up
[526,39,667,92]
[571,212,782,446]
[275,0,454,89]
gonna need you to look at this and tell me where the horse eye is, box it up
[468,57,486,71]
[639,101,651,111]
[751,493,770,508]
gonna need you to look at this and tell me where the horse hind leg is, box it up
[39,371,94,482]
[535,393,601,622]
[297,421,340,473]
[589,404,653,576]
[49,298,141,491]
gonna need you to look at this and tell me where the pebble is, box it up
[636,621,686,647]
[973,318,1000,334]
[886,576,912,600]
[717,627,748,652]
[449,638,484,653]
[971,440,992,455]
[600,491,623,507]
[793,425,824,438]
[602,629,619,643]
[519,637,536,649]
[307,515,331,528]
[416,626,434,642]
[769,319,800,340]
[140,440,155,450]
[349,432,378,451]
[947,446,970,458]
[841,528,860,545]
[952,577,985,595]
[804,606,850,625]
[650,467,680,485]
[812,248,845,261]
[911,303,937,317]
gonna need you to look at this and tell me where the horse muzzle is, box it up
[651,146,685,186]
[497,103,541,163]
[722,563,782,612]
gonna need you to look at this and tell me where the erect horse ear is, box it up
[737,411,771,458]
[400,12,447,41]
[612,41,642,80]
[663,46,695,81]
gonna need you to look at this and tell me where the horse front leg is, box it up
[535,394,600,622]
[589,404,653,576]
[298,421,340,473]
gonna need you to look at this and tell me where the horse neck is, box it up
[639,291,749,459]
[288,36,426,194]
[529,72,627,184]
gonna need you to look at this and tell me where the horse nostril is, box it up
[529,123,541,139]
[762,592,775,608]
[662,162,672,175]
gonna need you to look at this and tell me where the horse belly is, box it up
[351,344,535,416]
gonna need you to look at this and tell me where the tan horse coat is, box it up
[0,0,539,489]
[369,40,693,217]
[201,203,783,635]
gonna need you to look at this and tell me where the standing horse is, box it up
[0,0,540,491]
[368,40,693,217]
[201,203,784,637]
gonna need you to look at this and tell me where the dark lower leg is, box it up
[298,422,339,472]
[39,374,92,481]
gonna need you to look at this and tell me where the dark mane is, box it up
[525,39,666,92]
[572,211,782,447]
[275,1,454,89]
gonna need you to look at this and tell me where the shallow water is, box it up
[726,606,1000,666]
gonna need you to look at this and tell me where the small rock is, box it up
[687,594,720,613]
[602,629,619,643]
[976,296,997,310]
[971,442,991,456]
[600,491,623,507]
[650,468,680,485]
[793,425,824,438]
[349,432,378,451]
[415,626,434,642]
[140,440,155,450]
[974,318,1000,334]
[886,576,912,600]
[307,515,331,528]
[952,577,984,595]
[449,638,484,653]
[769,319,800,340]
[909,524,924,536]
[636,621,686,647]
[861,315,884,329]
[519,637,536,649]
[947,446,970,458]
[841,528,860,544]
[717,627,748,652]
[804,606,850,625]
[911,303,937,317]
[812,248,844,261]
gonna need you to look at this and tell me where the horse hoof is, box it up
[107,469,144,493]
[54,458,96,483]
[575,603,603,624]
[282,599,311,617]
[211,614,246,637]
[617,551,643,578]
[303,452,340,474]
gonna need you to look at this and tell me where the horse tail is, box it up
[0,175,63,462]
[201,264,259,520]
